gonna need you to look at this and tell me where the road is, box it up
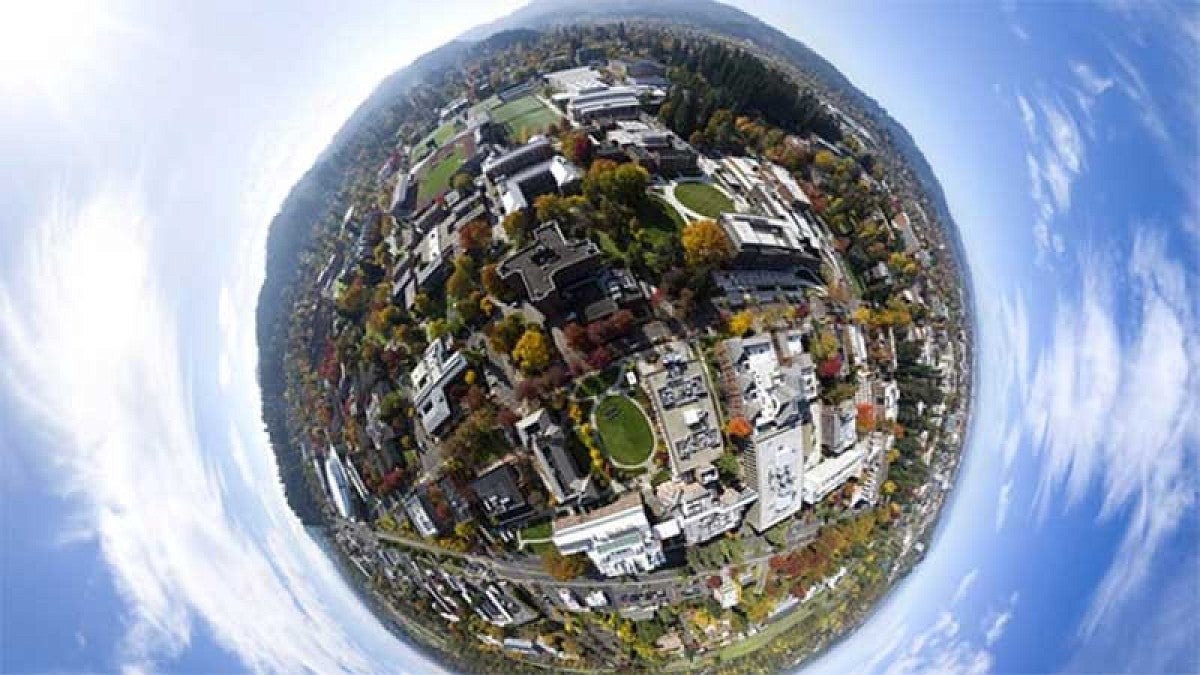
[371,526,820,595]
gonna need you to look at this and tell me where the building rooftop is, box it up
[517,409,596,505]
[410,336,468,434]
[641,344,725,477]
[497,222,600,304]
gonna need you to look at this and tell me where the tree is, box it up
[458,219,491,253]
[727,309,754,336]
[487,313,525,353]
[810,328,840,361]
[334,277,369,318]
[445,255,475,301]
[725,416,753,438]
[587,345,612,370]
[502,210,528,242]
[452,172,474,192]
[563,322,590,351]
[817,355,843,379]
[511,327,551,374]
[856,402,877,432]
[534,193,566,224]
[480,263,508,300]
[561,130,593,166]
[682,218,735,268]
[814,149,837,171]
[542,549,587,581]
[714,452,740,482]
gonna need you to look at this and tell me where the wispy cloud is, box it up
[0,184,447,674]
[995,227,1198,640]
[952,569,979,607]
[1017,92,1085,259]
[994,479,1013,532]
[982,594,1018,648]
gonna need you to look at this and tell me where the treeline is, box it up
[654,40,841,142]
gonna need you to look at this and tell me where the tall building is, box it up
[720,335,812,532]
[551,492,665,577]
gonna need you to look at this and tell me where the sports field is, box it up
[417,145,466,204]
[490,94,562,139]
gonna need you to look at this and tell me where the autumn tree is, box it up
[502,210,529,242]
[682,218,735,268]
[487,313,525,353]
[445,254,475,301]
[727,309,754,336]
[511,327,551,374]
[726,416,753,438]
[542,549,587,581]
[563,322,590,351]
[458,219,491,253]
[452,172,474,192]
[856,402,877,433]
[809,328,840,361]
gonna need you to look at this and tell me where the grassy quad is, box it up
[417,145,466,203]
[594,395,654,467]
[674,182,735,218]
[490,94,562,139]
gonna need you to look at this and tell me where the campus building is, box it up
[719,335,812,532]
[641,342,725,477]
[516,409,597,506]
[552,492,665,577]
[410,335,468,436]
[496,221,603,319]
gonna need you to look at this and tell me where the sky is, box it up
[0,1,1196,674]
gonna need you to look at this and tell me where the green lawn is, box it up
[594,395,654,466]
[637,195,686,249]
[412,120,464,161]
[417,146,466,203]
[674,182,735,218]
[520,520,552,541]
[490,94,562,139]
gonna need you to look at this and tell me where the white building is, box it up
[552,492,665,577]
[324,447,356,520]
[721,335,812,532]
[875,380,900,422]
[803,439,868,505]
[820,400,858,454]
[566,85,642,123]
[714,575,741,609]
[410,335,468,435]
[654,479,757,545]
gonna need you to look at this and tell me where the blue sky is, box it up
[1,1,1196,673]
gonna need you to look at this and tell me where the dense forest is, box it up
[654,40,842,142]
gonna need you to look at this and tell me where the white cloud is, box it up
[1069,61,1114,97]
[0,184,448,674]
[951,569,979,607]
[1016,95,1036,137]
[1017,93,1085,260]
[999,227,1198,639]
[994,479,1013,531]
[983,608,1012,648]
